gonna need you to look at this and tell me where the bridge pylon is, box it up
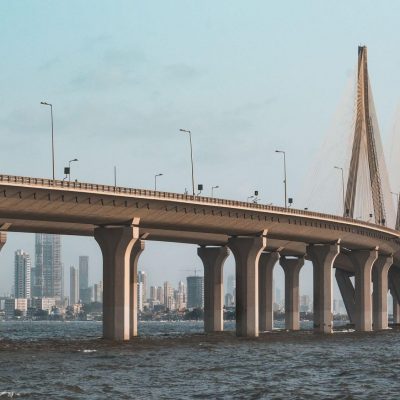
[344,46,387,225]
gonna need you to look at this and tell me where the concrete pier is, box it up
[335,268,355,324]
[258,252,279,332]
[197,246,230,333]
[130,240,145,337]
[308,243,340,333]
[0,232,6,251]
[280,256,304,331]
[393,294,400,324]
[350,249,378,331]
[94,224,140,341]
[372,255,393,330]
[228,232,267,337]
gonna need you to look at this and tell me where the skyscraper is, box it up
[32,234,62,300]
[227,274,235,296]
[14,250,31,299]
[137,282,143,311]
[137,270,147,303]
[70,266,79,305]
[94,281,103,303]
[175,280,186,310]
[186,276,204,309]
[163,281,174,310]
[79,256,89,293]
[156,286,164,304]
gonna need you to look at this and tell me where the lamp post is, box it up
[179,129,195,196]
[68,158,78,182]
[275,150,287,208]
[40,101,55,180]
[154,173,163,191]
[334,166,345,215]
[211,185,219,198]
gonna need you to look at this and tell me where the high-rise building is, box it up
[225,293,234,307]
[80,287,93,304]
[163,281,174,310]
[138,271,147,303]
[150,286,157,301]
[32,234,62,300]
[300,295,311,313]
[186,276,204,309]
[156,286,164,304]
[175,281,186,310]
[94,281,103,303]
[70,266,79,305]
[14,250,31,299]
[275,287,281,305]
[79,256,89,299]
[227,275,235,296]
[137,282,143,311]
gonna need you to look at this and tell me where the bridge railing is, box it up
[0,174,398,234]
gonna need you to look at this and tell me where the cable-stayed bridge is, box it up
[1,46,400,340]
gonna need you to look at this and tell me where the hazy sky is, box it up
[1,1,400,298]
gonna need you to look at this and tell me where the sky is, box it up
[1,1,400,299]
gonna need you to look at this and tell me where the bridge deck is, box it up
[0,174,399,259]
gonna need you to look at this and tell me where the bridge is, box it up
[2,46,400,340]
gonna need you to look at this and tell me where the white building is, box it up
[164,281,175,310]
[137,282,143,311]
[138,271,147,303]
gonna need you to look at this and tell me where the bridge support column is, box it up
[335,268,355,323]
[389,267,400,324]
[94,224,140,341]
[393,295,400,324]
[280,256,304,331]
[130,240,145,338]
[0,232,6,252]
[228,232,267,338]
[308,243,340,333]
[259,252,279,332]
[197,246,230,333]
[350,249,378,332]
[372,255,393,330]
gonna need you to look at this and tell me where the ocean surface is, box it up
[1,320,400,399]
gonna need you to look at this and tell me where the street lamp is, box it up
[211,185,219,198]
[275,150,287,208]
[68,158,78,182]
[334,166,345,215]
[179,129,195,196]
[41,101,55,181]
[154,173,163,191]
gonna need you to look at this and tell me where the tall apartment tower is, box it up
[163,281,174,310]
[186,276,204,309]
[137,282,143,311]
[156,286,164,304]
[79,256,89,291]
[70,266,79,304]
[94,281,103,303]
[32,234,62,300]
[137,271,147,303]
[14,250,31,299]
